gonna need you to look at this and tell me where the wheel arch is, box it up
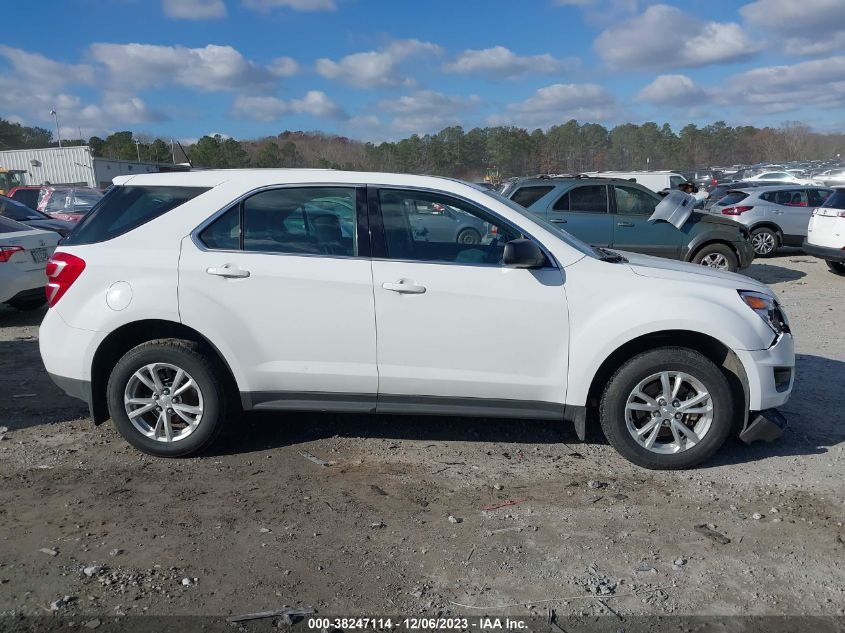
[686,239,740,264]
[582,329,749,439]
[89,319,240,424]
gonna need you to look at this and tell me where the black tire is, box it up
[8,296,47,311]
[826,260,845,275]
[691,243,739,272]
[107,338,229,457]
[456,228,481,245]
[750,227,779,257]
[599,347,734,470]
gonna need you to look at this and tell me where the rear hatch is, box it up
[807,192,845,248]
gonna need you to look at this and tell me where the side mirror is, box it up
[503,238,547,268]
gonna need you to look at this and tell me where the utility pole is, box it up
[171,139,176,164]
[134,139,141,161]
[50,110,62,148]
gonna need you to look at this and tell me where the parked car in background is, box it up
[707,185,833,256]
[40,186,104,222]
[583,171,687,193]
[681,169,725,191]
[703,180,793,210]
[505,177,754,271]
[812,169,845,187]
[0,196,75,237]
[7,185,41,209]
[40,169,792,469]
[803,187,845,275]
[0,215,59,310]
[744,171,815,186]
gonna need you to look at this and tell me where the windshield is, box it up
[472,184,599,259]
[0,196,46,221]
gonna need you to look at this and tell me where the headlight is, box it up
[738,290,789,335]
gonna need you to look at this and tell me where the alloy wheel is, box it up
[699,252,729,269]
[124,362,204,443]
[751,232,776,255]
[624,371,714,454]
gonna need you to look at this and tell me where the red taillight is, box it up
[45,252,85,307]
[721,205,753,216]
[712,178,718,185]
[0,246,24,263]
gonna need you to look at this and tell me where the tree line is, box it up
[1,117,842,180]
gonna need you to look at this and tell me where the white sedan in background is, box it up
[0,216,59,310]
[744,171,815,186]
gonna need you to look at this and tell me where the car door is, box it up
[178,185,379,409]
[549,185,613,247]
[610,184,683,259]
[369,186,569,414]
[769,188,811,239]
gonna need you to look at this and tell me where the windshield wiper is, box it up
[596,247,628,263]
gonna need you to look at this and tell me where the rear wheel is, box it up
[750,227,778,256]
[599,347,734,469]
[107,339,229,457]
[457,228,481,245]
[826,260,845,275]
[692,243,738,272]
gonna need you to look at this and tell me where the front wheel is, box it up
[750,227,778,256]
[599,347,734,469]
[106,339,229,457]
[692,244,738,272]
[826,260,845,275]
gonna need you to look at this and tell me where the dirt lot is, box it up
[1,251,843,625]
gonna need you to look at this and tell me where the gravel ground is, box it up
[0,251,843,624]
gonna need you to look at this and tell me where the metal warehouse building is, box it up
[0,146,189,189]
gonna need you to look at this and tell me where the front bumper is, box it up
[740,408,787,443]
[735,332,794,412]
[736,240,756,269]
[802,240,845,263]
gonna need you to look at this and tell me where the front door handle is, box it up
[617,221,635,227]
[206,264,250,278]
[551,218,568,224]
[383,279,426,294]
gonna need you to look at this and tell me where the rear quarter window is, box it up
[510,186,554,208]
[63,186,210,245]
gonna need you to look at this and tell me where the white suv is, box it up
[40,170,794,469]
[804,187,845,275]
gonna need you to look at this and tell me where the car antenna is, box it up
[175,140,193,168]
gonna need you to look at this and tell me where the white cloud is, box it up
[161,0,226,19]
[378,90,480,134]
[232,91,345,122]
[316,39,442,88]
[268,56,299,77]
[638,74,707,106]
[740,0,845,56]
[242,0,336,11]
[716,55,845,113]
[443,46,575,79]
[89,43,274,91]
[490,83,618,127]
[594,4,757,70]
[0,45,94,87]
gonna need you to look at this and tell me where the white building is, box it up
[0,146,189,189]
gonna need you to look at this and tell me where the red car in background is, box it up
[8,185,103,222]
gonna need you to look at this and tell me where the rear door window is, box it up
[565,185,608,213]
[63,186,210,245]
[510,186,554,208]
[763,189,807,206]
[612,185,659,215]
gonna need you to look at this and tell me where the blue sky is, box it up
[1,0,843,143]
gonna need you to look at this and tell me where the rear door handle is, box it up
[206,264,250,278]
[551,218,568,224]
[617,221,635,227]
[382,279,426,294]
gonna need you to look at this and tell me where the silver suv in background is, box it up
[708,185,833,256]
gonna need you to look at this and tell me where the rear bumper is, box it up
[0,267,47,304]
[740,408,787,443]
[802,240,845,262]
[48,372,95,418]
